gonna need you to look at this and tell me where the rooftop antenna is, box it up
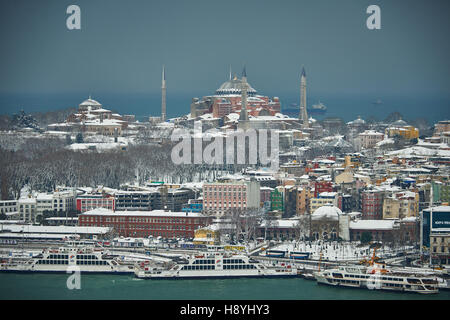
[229,65,232,80]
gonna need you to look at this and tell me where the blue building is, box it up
[421,206,450,248]
[182,201,203,213]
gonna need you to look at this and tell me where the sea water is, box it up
[0,92,448,125]
[0,273,449,300]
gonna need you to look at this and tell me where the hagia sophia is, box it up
[184,66,310,132]
[190,69,281,119]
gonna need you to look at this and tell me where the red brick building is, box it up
[314,181,333,198]
[78,208,213,238]
[361,190,384,220]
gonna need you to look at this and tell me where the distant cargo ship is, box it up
[307,102,327,115]
[282,102,327,117]
[372,99,382,105]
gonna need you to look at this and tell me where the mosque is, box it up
[186,66,311,131]
[190,67,281,119]
[47,97,137,136]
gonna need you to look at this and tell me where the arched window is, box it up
[331,229,337,240]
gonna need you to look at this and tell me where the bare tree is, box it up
[294,214,311,241]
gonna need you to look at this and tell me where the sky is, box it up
[0,0,449,118]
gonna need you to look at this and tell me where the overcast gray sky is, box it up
[1,0,449,98]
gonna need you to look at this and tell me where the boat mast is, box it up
[318,252,323,272]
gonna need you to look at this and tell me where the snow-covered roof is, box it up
[216,77,257,95]
[318,192,337,198]
[260,219,299,228]
[80,208,204,218]
[80,98,101,106]
[354,173,370,181]
[114,190,157,195]
[400,167,431,174]
[1,224,109,234]
[36,193,53,201]
[422,206,450,212]
[347,116,366,125]
[316,159,335,164]
[90,108,112,113]
[390,119,408,127]
[66,142,127,151]
[359,130,383,136]
[84,119,124,126]
[198,223,221,232]
[373,185,402,192]
[247,96,265,102]
[0,233,78,239]
[199,113,220,121]
[251,113,297,121]
[416,140,449,149]
[225,113,240,122]
[401,216,417,222]
[181,182,204,190]
[395,191,417,199]
[311,205,342,221]
[387,147,450,157]
[349,219,396,230]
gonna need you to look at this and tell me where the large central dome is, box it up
[216,76,257,96]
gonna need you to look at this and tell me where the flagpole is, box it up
[429,182,433,267]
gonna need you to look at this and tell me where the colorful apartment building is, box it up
[270,188,284,213]
[203,180,260,216]
[310,192,338,213]
[296,187,313,215]
[314,181,333,197]
[383,191,418,219]
[385,120,419,140]
[361,190,384,220]
[358,130,384,149]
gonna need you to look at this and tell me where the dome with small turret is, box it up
[391,118,408,127]
[311,205,342,221]
[216,76,257,96]
[79,97,102,111]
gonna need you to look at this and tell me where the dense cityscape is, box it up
[1,1,449,310]
[0,65,449,300]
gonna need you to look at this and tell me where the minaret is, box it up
[238,66,249,128]
[299,66,309,129]
[161,65,166,122]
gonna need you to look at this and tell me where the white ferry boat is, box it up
[314,262,441,294]
[134,252,298,279]
[0,244,136,274]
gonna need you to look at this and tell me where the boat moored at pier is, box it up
[0,243,136,274]
[314,262,441,294]
[134,252,298,279]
